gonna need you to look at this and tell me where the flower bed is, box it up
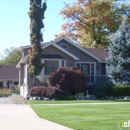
[0,89,11,97]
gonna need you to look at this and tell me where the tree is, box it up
[0,47,22,65]
[28,0,47,76]
[55,0,130,47]
[106,18,130,86]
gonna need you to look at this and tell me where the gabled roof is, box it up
[16,55,29,68]
[0,65,19,80]
[54,36,102,62]
[16,40,80,68]
[41,41,80,60]
[84,48,108,61]
[19,42,50,51]
[18,37,108,65]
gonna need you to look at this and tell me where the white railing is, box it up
[86,75,108,83]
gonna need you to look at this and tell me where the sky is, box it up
[0,0,76,56]
[0,0,129,56]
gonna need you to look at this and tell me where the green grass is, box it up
[27,100,130,130]
[25,99,130,105]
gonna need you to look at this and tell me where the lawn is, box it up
[26,100,130,130]
[25,99,130,105]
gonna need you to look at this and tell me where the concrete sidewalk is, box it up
[0,104,73,130]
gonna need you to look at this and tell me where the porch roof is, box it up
[42,54,65,59]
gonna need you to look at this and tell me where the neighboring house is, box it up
[16,37,108,97]
[0,65,19,88]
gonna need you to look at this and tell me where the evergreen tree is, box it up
[28,0,47,76]
[106,18,130,85]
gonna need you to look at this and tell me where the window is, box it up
[75,62,95,83]
[14,82,19,85]
[44,60,59,75]
[81,63,95,83]
[76,63,80,69]
[0,82,3,88]
[101,63,106,75]
[59,43,68,50]
[38,60,66,76]
[61,60,64,66]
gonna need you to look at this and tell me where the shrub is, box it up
[11,85,20,94]
[89,82,130,98]
[46,87,68,99]
[89,81,113,99]
[29,86,72,100]
[0,89,11,97]
[29,86,47,97]
[57,93,75,100]
[48,67,86,95]
[111,86,130,96]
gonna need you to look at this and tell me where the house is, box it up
[0,65,19,88]
[16,37,108,97]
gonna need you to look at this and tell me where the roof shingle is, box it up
[83,48,108,61]
[0,65,19,80]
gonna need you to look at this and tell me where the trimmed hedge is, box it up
[111,86,130,96]
[89,81,113,99]
[89,82,130,98]
[47,67,86,95]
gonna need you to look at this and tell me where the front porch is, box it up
[86,75,108,84]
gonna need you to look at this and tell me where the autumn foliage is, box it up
[55,0,129,47]
[28,44,43,75]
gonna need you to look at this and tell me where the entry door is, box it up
[81,63,95,83]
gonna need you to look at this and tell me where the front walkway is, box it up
[0,95,72,130]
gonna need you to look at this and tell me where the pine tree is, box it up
[106,18,130,86]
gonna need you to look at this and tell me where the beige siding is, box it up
[27,73,46,89]
[56,40,106,76]
[56,40,98,62]
[20,64,24,86]
[42,45,75,66]
[23,48,30,57]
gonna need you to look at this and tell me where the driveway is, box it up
[0,94,24,104]
[0,95,72,130]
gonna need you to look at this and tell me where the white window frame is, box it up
[75,62,96,83]
[39,59,66,77]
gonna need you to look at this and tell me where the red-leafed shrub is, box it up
[29,86,73,100]
[29,86,47,97]
[47,67,86,95]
